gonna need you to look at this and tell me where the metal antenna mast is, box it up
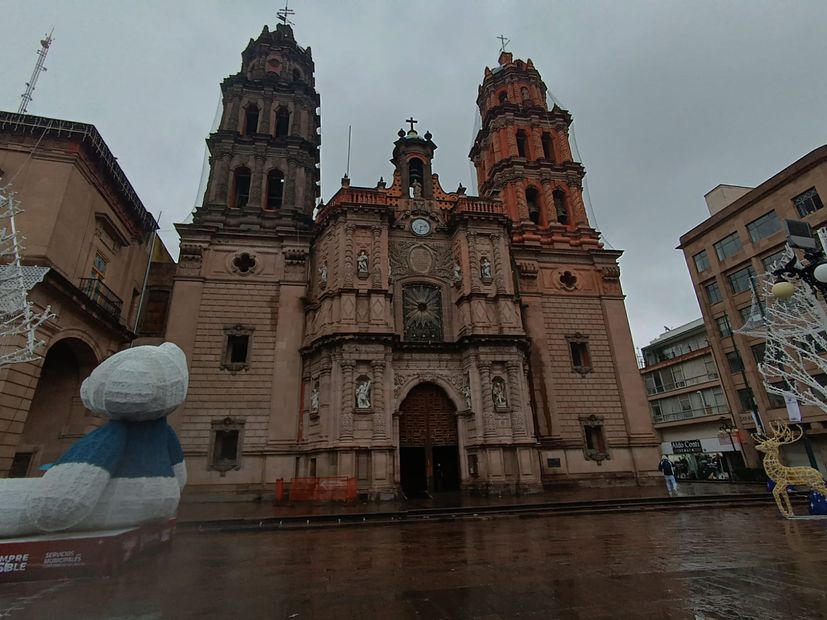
[18,29,54,115]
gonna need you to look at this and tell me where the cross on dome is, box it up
[405,117,418,132]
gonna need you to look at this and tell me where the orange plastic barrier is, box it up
[288,476,357,502]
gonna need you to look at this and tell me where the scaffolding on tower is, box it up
[18,29,54,115]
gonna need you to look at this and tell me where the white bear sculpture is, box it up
[0,342,188,538]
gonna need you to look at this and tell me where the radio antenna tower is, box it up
[18,29,55,115]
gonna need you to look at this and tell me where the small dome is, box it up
[406,129,419,138]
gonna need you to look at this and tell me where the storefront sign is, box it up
[671,439,702,454]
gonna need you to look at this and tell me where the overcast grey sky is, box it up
[2,1,826,351]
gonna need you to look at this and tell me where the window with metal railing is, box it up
[79,277,123,320]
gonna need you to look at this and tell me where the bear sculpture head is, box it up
[80,342,189,421]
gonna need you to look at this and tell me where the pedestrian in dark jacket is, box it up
[658,455,678,496]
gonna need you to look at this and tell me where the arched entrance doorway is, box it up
[398,383,460,497]
[13,338,99,477]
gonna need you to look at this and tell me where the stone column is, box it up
[558,127,573,162]
[478,361,496,438]
[211,153,231,204]
[344,225,355,287]
[260,95,273,134]
[228,95,241,132]
[541,181,556,225]
[318,356,332,439]
[491,233,505,294]
[467,231,480,293]
[371,227,382,289]
[568,182,589,227]
[531,126,544,160]
[249,155,265,210]
[340,360,355,439]
[515,180,530,221]
[506,128,518,158]
[506,361,527,437]
[371,359,386,439]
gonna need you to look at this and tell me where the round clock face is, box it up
[411,218,431,236]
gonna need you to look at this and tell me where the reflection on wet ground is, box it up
[2,505,825,619]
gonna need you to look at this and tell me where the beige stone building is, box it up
[166,22,659,499]
[0,112,159,477]
[640,319,745,478]
[679,145,827,473]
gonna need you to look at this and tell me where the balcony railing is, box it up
[652,403,729,425]
[646,371,719,395]
[79,278,123,321]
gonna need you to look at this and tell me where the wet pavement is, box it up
[2,505,826,619]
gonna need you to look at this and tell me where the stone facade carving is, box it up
[356,377,372,409]
[492,376,508,409]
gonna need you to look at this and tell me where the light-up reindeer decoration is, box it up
[753,421,827,518]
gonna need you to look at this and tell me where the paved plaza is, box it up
[1,505,826,619]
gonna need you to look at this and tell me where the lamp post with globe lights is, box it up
[770,219,827,300]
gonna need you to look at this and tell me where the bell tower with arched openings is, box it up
[470,48,658,481]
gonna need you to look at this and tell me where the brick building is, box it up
[0,112,159,477]
[679,145,827,473]
[165,22,659,498]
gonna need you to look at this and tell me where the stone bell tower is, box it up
[164,22,320,490]
[471,50,659,483]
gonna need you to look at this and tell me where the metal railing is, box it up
[79,278,123,321]
[645,372,719,395]
[652,403,729,424]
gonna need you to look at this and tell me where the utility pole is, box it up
[18,29,55,115]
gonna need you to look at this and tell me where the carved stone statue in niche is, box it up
[453,262,462,285]
[480,257,492,281]
[492,377,508,408]
[461,382,471,409]
[410,179,423,199]
[310,381,320,413]
[319,263,328,289]
[357,250,369,278]
[356,377,372,409]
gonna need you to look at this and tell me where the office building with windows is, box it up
[679,145,827,472]
[641,319,744,479]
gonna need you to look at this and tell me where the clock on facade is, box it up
[411,218,431,236]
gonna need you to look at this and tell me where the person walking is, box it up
[659,455,679,496]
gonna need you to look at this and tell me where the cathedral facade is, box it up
[165,23,658,498]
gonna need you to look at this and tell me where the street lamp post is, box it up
[719,418,739,480]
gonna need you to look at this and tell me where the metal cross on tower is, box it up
[277,1,295,25]
[497,34,510,53]
[405,117,418,132]
[18,29,54,115]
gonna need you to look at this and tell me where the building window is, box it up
[91,251,108,280]
[553,189,569,225]
[727,264,756,294]
[713,232,742,261]
[222,324,254,371]
[266,169,284,210]
[793,187,823,217]
[704,280,722,304]
[737,388,753,412]
[716,315,732,338]
[516,130,528,158]
[746,211,781,243]
[739,303,765,325]
[402,284,443,342]
[526,186,541,224]
[751,343,765,364]
[725,350,744,374]
[693,250,710,273]
[232,167,252,209]
[498,91,508,104]
[541,132,553,161]
[580,414,609,462]
[244,104,259,135]
[293,68,302,82]
[568,333,592,375]
[521,86,530,102]
[209,417,245,473]
[139,288,170,336]
[9,452,33,478]
[766,382,788,409]
[275,106,290,138]
[761,248,787,273]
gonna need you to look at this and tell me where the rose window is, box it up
[403,284,443,342]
